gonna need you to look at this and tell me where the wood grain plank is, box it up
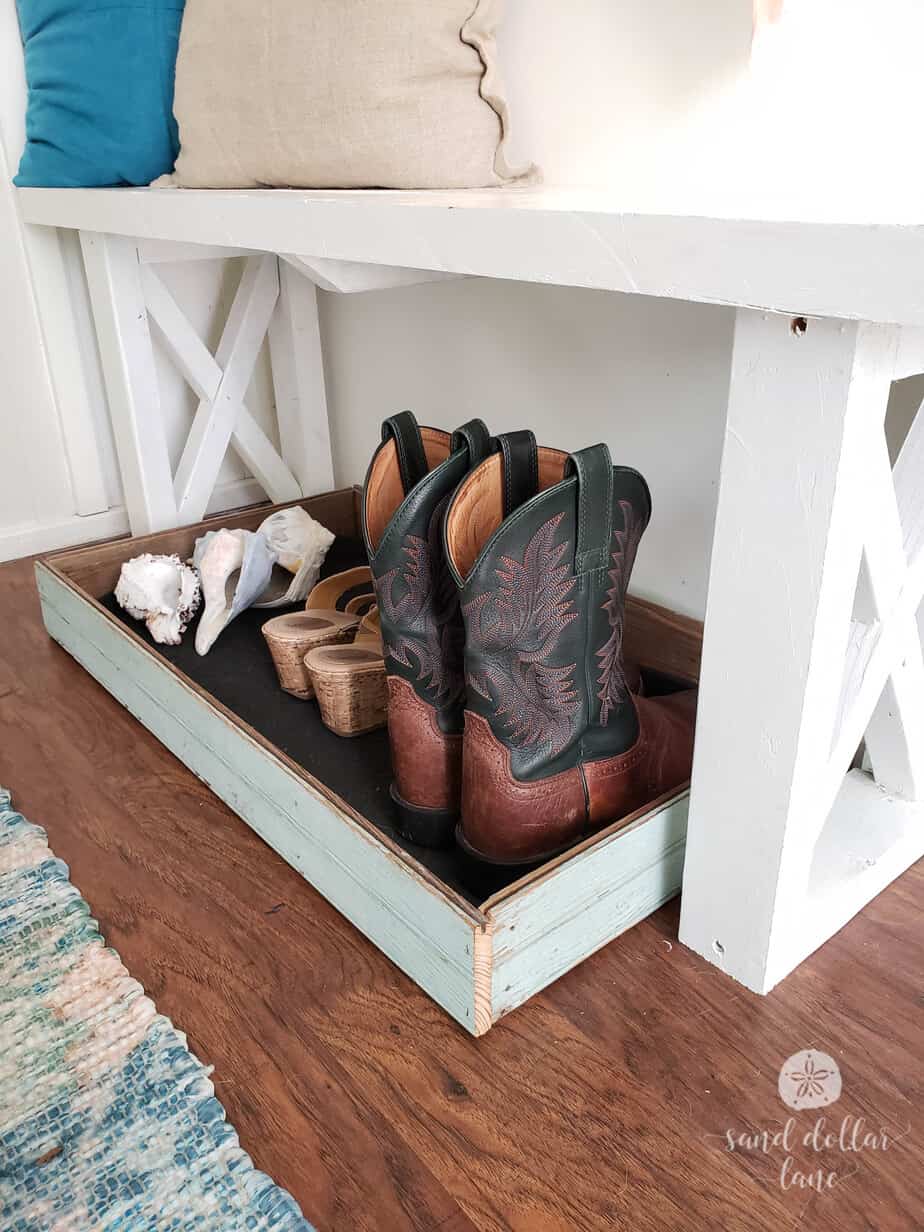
[3,554,922,1231]
[0,560,481,1231]
[546,896,922,1232]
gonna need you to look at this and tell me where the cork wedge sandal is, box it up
[304,607,387,737]
[261,566,375,699]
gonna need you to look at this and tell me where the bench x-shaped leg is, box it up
[681,310,924,995]
[142,256,300,524]
[80,233,332,534]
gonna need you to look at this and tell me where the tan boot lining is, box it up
[364,427,451,550]
[446,447,569,581]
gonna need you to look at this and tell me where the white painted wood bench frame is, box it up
[17,184,924,998]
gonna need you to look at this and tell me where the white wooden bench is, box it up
[15,181,924,1000]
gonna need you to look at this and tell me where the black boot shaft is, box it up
[362,412,492,735]
[455,442,650,780]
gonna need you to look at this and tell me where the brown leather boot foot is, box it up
[362,412,492,844]
[458,691,697,865]
[458,712,587,864]
[387,677,461,847]
[445,434,697,865]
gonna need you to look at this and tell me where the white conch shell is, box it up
[191,528,277,655]
[115,553,201,645]
[254,507,335,608]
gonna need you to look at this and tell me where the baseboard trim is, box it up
[2,478,269,563]
[1,509,130,562]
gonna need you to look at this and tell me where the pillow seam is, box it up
[459,0,539,186]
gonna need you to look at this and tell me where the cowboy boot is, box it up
[362,411,493,847]
[444,432,697,864]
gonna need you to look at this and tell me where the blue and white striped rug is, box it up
[0,788,314,1231]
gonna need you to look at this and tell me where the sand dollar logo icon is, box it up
[778,1050,842,1110]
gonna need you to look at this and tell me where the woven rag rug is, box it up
[0,788,315,1231]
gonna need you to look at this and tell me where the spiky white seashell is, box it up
[115,553,201,645]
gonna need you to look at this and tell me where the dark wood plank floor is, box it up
[2,556,921,1232]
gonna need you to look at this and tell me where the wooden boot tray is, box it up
[35,487,702,1035]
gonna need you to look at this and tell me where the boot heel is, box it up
[390,785,457,849]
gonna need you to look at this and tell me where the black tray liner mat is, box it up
[102,537,526,905]
[102,535,689,908]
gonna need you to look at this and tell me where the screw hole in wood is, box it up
[791,316,808,337]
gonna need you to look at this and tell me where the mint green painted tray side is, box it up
[36,563,489,1034]
[37,532,693,1037]
[484,796,689,1021]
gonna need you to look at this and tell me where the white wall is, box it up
[310,5,747,620]
[3,0,923,616]
[320,275,921,622]
[0,0,278,560]
[316,1,748,621]
[317,0,924,621]
[499,0,924,222]
[500,0,752,202]
[0,0,123,559]
[321,279,732,619]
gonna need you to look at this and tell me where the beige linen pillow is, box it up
[165,0,531,189]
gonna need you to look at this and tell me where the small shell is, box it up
[115,553,201,645]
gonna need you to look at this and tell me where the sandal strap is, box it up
[305,566,373,612]
[496,429,539,518]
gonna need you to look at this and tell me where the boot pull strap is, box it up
[450,418,492,466]
[566,443,613,574]
[496,429,539,518]
[381,411,429,495]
